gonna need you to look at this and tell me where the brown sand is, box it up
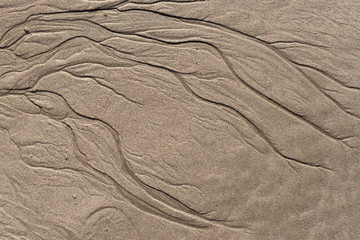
[0,1,359,239]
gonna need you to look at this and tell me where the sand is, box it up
[0,0,359,239]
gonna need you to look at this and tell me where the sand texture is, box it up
[0,1,360,239]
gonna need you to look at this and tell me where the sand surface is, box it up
[0,1,360,239]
